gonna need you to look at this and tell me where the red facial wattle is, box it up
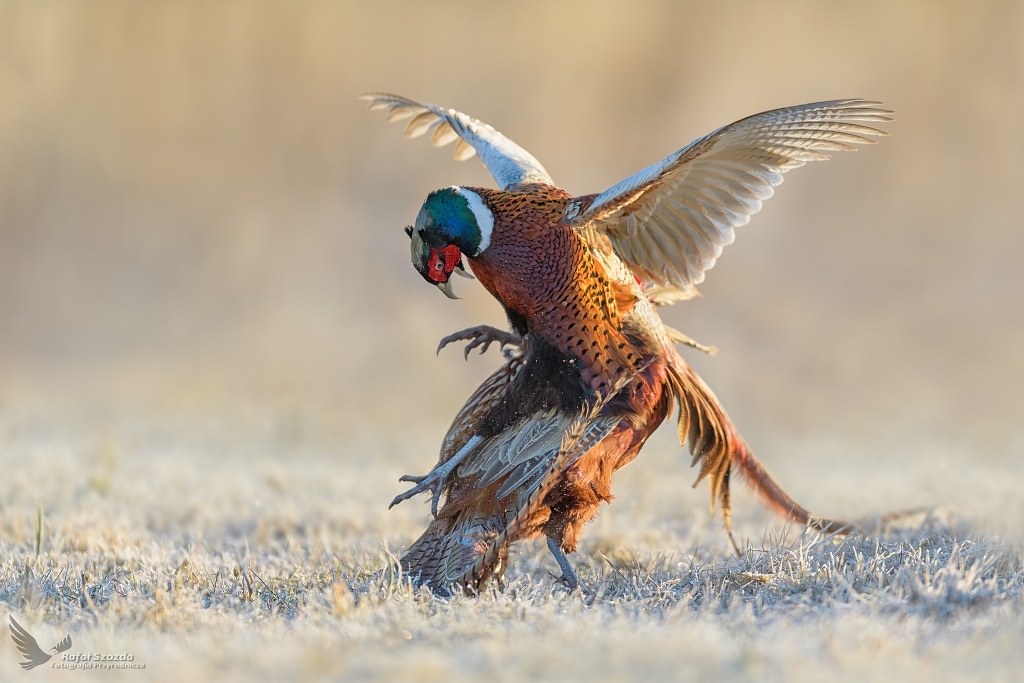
[427,245,462,283]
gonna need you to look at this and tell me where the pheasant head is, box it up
[407,186,493,298]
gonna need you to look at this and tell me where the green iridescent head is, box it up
[407,186,493,298]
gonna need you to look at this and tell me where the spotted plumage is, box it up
[366,92,892,594]
[467,185,640,394]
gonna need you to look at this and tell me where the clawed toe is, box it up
[389,471,445,517]
[548,570,593,597]
[437,325,521,360]
[389,436,483,519]
[463,335,496,359]
[548,570,577,591]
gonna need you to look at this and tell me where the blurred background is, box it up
[0,1,1022,532]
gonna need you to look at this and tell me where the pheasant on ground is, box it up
[364,92,892,594]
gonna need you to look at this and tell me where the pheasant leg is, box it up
[437,325,522,360]
[547,536,589,594]
[389,435,482,517]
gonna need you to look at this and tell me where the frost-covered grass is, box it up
[0,409,1022,682]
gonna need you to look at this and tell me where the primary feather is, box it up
[360,93,554,190]
[567,99,893,295]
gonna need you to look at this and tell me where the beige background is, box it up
[0,0,1022,533]
[0,4,1022,681]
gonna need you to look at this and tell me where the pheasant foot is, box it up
[389,435,482,517]
[437,325,522,360]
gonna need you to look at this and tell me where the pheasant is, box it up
[364,93,892,594]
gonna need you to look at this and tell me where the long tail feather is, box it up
[731,436,850,533]
[666,348,850,536]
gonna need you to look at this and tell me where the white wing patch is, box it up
[456,187,495,254]
[362,93,554,191]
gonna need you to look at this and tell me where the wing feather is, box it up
[454,408,621,504]
[462,411,567,487]
[453,137,478,161]
[430,120,459,147]
[438,358,524,465]
[404,111,439,139]
[568,99,892,293]
[361,92,554,190]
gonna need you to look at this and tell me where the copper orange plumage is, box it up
[365,93,893,594]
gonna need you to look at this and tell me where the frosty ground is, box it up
[0,406,1021,683]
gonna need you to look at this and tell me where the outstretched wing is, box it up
[9,617,51,670]
[360,92,554,190]
[566,99,893,297]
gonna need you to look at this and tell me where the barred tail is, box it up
[666,348,849,537]
[400,512,509,596]
[731,436,847,532]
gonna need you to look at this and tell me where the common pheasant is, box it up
[364,93,892,594]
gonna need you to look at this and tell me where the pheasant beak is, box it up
[436,280,459,299]
[408,226,465,298]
